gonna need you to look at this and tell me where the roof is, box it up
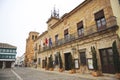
[29,31,39,35]
[50,0,91,29]
[0,43,17,49]
[46,17,59,23]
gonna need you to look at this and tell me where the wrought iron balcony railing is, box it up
[39,16,117,52]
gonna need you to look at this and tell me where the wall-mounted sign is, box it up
[87,58,94,70]
[74,59,79,69]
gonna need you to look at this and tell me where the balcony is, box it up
[39,16,118,52]
[86,16,117,35]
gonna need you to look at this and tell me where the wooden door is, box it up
[99,48,115,74]
[64,53,71,70]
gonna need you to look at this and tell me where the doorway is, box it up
[6,61,12,68]
[64,53,71,70]
[42,60,45,68]
[99,48,115,74]
[0,61,3,68]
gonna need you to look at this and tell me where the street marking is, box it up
[11,69,23,80]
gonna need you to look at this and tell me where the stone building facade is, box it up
[25,31,39,67]
[34,0,120,74]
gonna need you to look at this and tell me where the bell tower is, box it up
[47,7,60,29]
[51,7,59,18]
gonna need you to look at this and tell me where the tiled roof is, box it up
[0,43,17,49]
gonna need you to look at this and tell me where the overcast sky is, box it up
[0,0,84,57]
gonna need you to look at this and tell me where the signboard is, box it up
[74,59,79,69]
[87,58,94,70]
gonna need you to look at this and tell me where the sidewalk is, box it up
[32,68,118,80]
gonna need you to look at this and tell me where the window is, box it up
[77,21,84,37]
[54,53,59,65]
[0,49,2,52]
[3,49,5,53]
[38,58,41,65]
[10,49,12,53]
[9,56,12,59]
[6,49,9,53]
[13,50,16,53]
[80,52,86,65]
[35,43,37,50]
[6,55,8,58]
[55,34,59,45]
[95,10,106,31]
[49,38,52,47]
[64,29,69,41]
[119,0,120,4]
[35,36,37,39]
[55,34,58,43]
[2,55,4,58]
[32,35,34,40]
[12,56,15,59]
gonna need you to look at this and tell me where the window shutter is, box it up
[95,10,105,20]
[77,21,83,29]
[64,29,68,35]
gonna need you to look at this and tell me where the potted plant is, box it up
[112,41,120,79]
[48,55,54,71]
[69,54,76,74]
[58,53,64,72]
[45,57,49,70]
[91,46,102,77]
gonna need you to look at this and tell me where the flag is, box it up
[49,38,52,47]
[45,38,48,46]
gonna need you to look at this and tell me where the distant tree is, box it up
[68,54,75,70]
[55,54,58,65]
[45,57,47,68]
[58,52,63,69]
[112,40,120,73]
[49,55,53,68]
[91,46,98,71]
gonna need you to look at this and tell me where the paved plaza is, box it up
[0,67,118,80]
[0,69,19,80]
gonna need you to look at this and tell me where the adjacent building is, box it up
[33,0,120,74]
[15,53,25,67]
[24,31,39,67]
[0,43,17,68]
[19,53,25,67]
[15,56,21,66]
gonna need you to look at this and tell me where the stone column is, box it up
[2,61,6,69]
[11,62,15,68]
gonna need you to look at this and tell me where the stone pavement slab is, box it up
[32,68,118,80]
[0,69,19,80]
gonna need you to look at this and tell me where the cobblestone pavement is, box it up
[0,69,19,80]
